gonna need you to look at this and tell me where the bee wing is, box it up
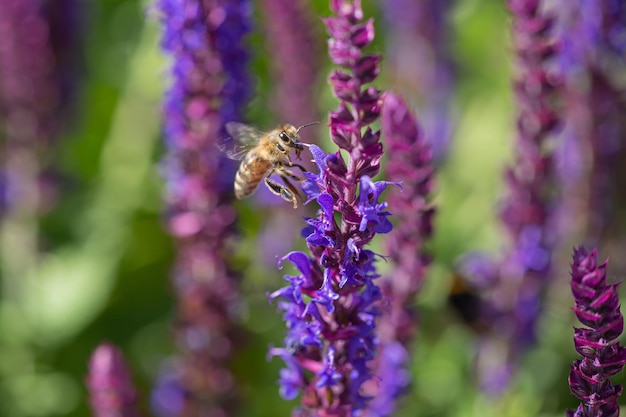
[216,138,256,160]
[216,122,266,161]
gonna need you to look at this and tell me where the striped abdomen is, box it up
[234,150,272,199]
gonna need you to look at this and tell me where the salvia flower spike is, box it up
[158,0,252,415]
[567,247,626,417]
[269,1,391,416]
[86,343,141,417]
[364,93,435,417]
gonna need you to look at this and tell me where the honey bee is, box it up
[218,122,318,208]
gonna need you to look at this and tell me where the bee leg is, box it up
[265,177,299,208]
[276,166,305,182]
[281,158,307,173]
[274,164,309,178]
[278,174,304,207]
[289,162,307,173]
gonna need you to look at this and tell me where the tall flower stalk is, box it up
[157,0,252,415]
[497,0,560,352]
[457,0,562,393]
[269,1,390,415]
[86,343,141,417]
[0,0,74,296]
[567,247,626,417]
[365,93,435,417]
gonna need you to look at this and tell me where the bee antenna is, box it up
[296,121,320,133]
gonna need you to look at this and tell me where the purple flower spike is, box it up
[478,0,562,387]
[325,0,384,159]
[158,0,251,415]
[452,0,562,394]
[567,247,626,417]
[86,343,140,417]
[379,94,435,298]
[270,2,390,415]
[0,0,81,241]
[363,93,435,417]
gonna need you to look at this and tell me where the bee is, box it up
[218,122,318,208]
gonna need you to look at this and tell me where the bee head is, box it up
[277,122,318,159]
[276,125,301,154]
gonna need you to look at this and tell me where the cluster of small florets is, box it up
[567,247,626,417]
[268,1,399,415]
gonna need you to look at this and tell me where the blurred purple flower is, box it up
[269,1,390,415]
[158,0,251,415]
[557,0,626,259]
[454,0,563,394]
[486,0,561,386]
[582,73,626,245]
[567,247,626,417]
[0,0,64,145]
[380,0,455,161]
[364,93,435,417]
[379,93,434,299]
[86,343,141,417]
[151,363,187,417]
[364,342,411,417]
[0,0,80,216]
[561,0,626,64]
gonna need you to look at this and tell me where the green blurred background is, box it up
[0,0,622,416]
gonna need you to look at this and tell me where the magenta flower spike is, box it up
[86,343,141,417]
[268,1,391,415]
[157,0,252,415]
[567,247,626,417]
[364,93,435,417]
